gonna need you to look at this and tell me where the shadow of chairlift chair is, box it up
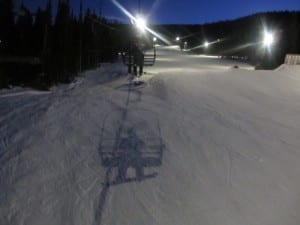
[99,123,164,185]
[100,137,164,166]
[100,136,164,185]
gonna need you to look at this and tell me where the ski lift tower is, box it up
[134,0,157,66]
[121,0,157,74]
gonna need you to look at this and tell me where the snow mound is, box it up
[276,64,300,74]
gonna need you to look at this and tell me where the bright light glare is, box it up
[263,32,274,47]
[153,37,157,42]
[176,37,180,41]
[187,39,222,51]
[111,0,171,45]
[136,16,146,31]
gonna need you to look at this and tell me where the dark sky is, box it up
[19,0,300,24]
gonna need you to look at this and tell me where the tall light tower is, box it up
[99,0,103,16]
[138,0,141,13]
[135,0,147,35]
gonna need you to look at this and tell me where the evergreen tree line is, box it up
[153,11,300,69]
[0,0,125,89]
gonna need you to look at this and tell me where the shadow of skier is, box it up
[116,128,145,182]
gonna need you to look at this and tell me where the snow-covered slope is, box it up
[1,46,300,225]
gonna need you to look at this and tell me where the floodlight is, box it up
[176,37,180,41]
[153,37,157,42]
[263,32,274,47]
[135,16,146,32]
[204,41,209,48]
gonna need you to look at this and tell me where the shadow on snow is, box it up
[93,79,165,225]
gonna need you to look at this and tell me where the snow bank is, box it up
[276,64,300,75]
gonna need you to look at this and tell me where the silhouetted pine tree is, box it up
[82,9,94,69]
[78,0,83,72]
[0,0,15,54]
[52,0,72,83]
[15,4,33,56]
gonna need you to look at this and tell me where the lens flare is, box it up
[111,0,171,45]
[263,32,274,47]
[136,16,146,31]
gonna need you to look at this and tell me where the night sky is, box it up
[19,0,300,24]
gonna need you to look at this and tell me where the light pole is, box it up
[138,0,141,13]
[100,0,103,16]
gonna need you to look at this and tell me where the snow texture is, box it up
[1,45,300,225]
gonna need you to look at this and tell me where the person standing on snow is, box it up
[133,44,144,76]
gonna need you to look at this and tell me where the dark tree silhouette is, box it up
[0,0,15,54]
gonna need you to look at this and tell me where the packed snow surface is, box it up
[1,46,300,225]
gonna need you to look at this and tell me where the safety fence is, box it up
[285,54,300,65]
